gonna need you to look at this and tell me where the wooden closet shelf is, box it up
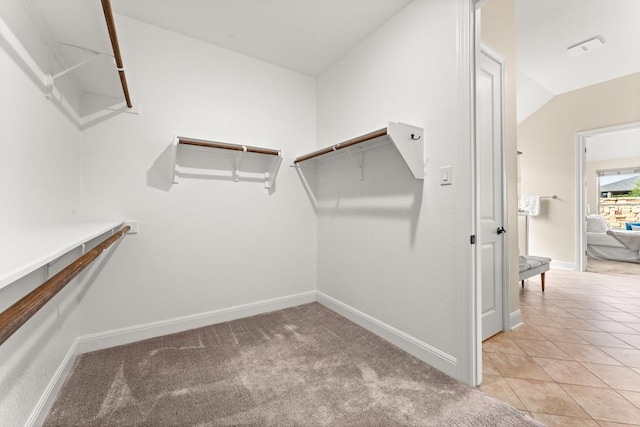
[0,221,125,290]
[292,122,424,179]
[172,136,283,190]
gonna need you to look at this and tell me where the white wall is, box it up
[0,23,83,425]
[0,35,81,230]
[315,0,473,380]
[516,70,554,125]
[77,16,318,336]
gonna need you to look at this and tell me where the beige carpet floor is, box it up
[44,303,541,426]
[587,257,640,278]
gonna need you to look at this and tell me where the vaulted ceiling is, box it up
[516,0,640,123]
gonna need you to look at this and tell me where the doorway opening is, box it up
[575,121,640,272]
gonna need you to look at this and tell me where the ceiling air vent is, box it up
[567,36,605,57]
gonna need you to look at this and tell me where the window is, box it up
[597,169,640,229]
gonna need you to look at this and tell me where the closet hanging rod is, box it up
[178,138,280,156]
[0,225,130,346]
[100,0,132,108]
[293,128,388,164]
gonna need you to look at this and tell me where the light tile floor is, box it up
[481,268,640,427]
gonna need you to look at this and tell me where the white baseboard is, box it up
[509,309,523,330]
[551,260,576,270]
[77,291,317,354]
[27,339,79,427]
[316,291,457,378]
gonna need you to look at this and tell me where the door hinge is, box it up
[470,235,476,245]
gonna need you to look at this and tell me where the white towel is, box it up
[519,196,541,216]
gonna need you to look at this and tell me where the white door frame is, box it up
[575,121,640,271]
[455,0,505,389]
[479,42,510,339]
[455,0,479,387]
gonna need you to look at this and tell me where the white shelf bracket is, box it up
[44,239,88,278]
[388,122,425,180]
[45,256,61,279]
[345,148,364,181]
[232,146,247,182]
[265,153,284,189]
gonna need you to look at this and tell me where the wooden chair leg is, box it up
[541,272,545,292]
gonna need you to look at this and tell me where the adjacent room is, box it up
[516,0,640,272]
[584,128,640,275]
[481,0,640,425]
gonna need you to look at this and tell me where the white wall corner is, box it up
[316,292,458,379]
[27,340,79,427]
[509,309,523,330]
[77,291,317,354]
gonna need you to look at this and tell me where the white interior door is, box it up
[478,45,506,341]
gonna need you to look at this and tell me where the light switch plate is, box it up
[440,166,452,186]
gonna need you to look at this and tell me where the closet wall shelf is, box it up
[0,221,125,290]
[292,122,424,179]
[172,136,283,190]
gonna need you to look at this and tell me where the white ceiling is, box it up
[110,0,640,88]
[516,0,640,122]
[11,0,638,120]
[112,0,412,77]
[517,0,640,94]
